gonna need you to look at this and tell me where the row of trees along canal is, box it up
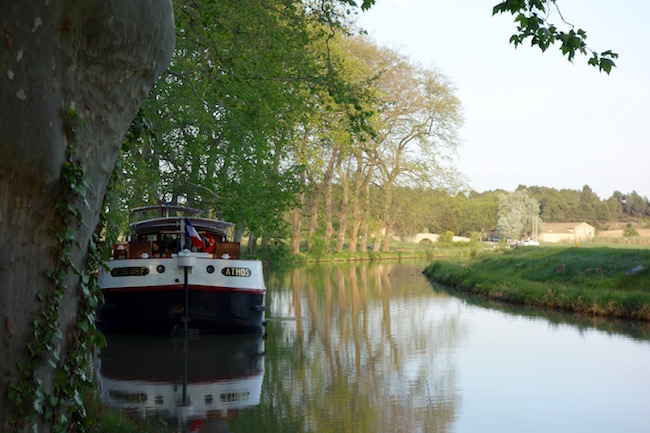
[117,7,649,251]
[110,3,648,258]
[114,3,464,256]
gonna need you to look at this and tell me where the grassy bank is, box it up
[82,389,170,433]
[259,239,487,266]
[289,248,442,264]
[424,246,650,321]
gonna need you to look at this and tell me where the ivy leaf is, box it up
[78,321,88,332]
[92,332,107,347]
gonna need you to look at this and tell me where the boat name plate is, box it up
[221,267,251,277]
[110,266,150,277]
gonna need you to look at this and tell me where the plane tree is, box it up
[118,0,314,245]
[118,0,376,256]
[368,46,463,251]
[293,35,378,254]
[0,1,174,430]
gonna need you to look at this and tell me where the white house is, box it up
[540,222,595,244]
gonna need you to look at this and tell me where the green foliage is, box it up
[309,234,328,261]
[497,188,540,240]
[438,230,455,245]
[82,389,169,433]
[526,186,650,225]
[254,238,293,265]
[623,225,639,237]
[116,0,375,250]
[493,0,618,73]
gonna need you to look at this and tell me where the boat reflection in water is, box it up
[96,333,265,431]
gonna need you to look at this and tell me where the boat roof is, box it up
[130,217,234,236]
[130,205,202,219]
[128,205,234,236]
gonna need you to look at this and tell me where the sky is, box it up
[357,0,650,200]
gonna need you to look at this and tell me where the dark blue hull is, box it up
[96,287,266,334]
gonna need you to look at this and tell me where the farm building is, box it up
[540,222,595,244]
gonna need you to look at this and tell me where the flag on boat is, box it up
[185,217,204,250]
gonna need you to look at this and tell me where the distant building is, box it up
[541,222,595,244]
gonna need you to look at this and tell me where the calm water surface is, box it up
[97,260,650,432]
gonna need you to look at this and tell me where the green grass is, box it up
[82,389,170,433]
[424,246,650,320]
[284,238,489,265]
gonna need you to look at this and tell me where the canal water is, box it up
[96,260,650,432]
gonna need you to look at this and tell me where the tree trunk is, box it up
[324,177,333,251]
[233,226,244,243]
[291,130,309,254]
[348,207,361,252]
[306,179,319,252]
[347,161,362,253]
[348,152,372,253]
[260,233,269,252]
[373,232,382,252]
[247,233,257,255]
[381,182,393,252]
[290,170,306,254]
[323,150,338,252]
[0,1,174,431]
[360,180,370,251]
[335,161,349,252]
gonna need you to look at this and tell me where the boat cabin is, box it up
[112,205,240,260]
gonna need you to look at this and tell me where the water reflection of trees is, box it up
[260,262,467,433]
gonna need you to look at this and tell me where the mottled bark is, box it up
[348,151,373,253]
[290,170,306,254]
[0,1,174,430]
[247,233,258,255]
[335,160,349,252]
[291,131,310,254]
[360,180,370,251]
[306,178,318,252]
[381,182,393,252]
[348,207,361,252]
[323,149,338,251]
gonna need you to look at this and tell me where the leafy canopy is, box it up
[493,0,618,73]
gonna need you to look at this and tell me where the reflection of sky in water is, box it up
[454,308,650,433]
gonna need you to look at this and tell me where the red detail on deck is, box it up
[101,284,265,295]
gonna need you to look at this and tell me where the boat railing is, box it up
[129,204,202,221]
[112,240,240,260]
